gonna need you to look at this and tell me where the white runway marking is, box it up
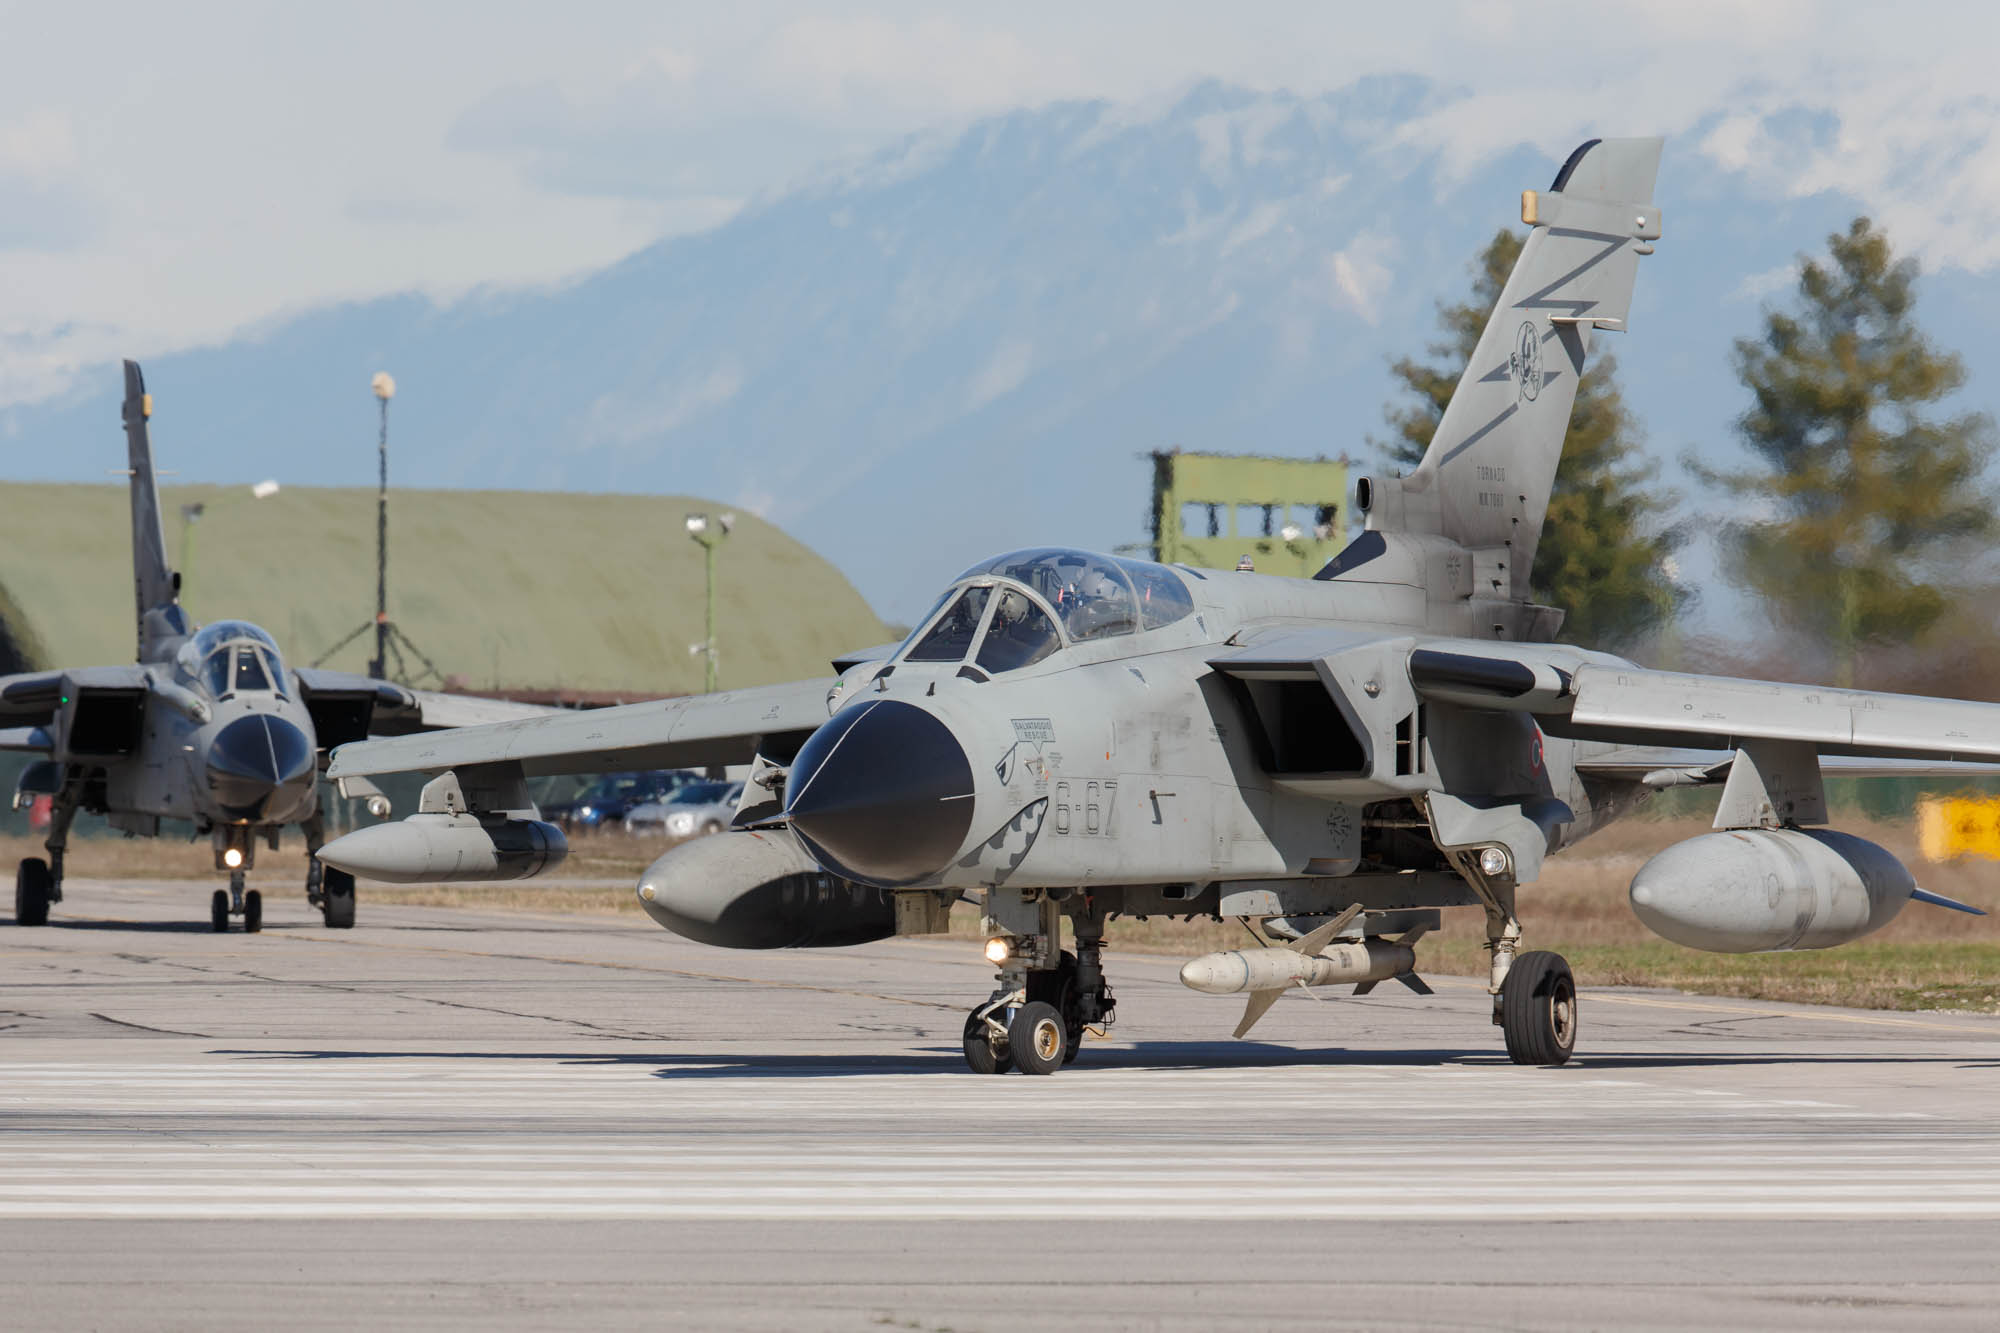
[6,1060,1998,1220]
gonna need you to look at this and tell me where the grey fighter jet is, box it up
[320,138,1992,1072]
[3,362,545,932]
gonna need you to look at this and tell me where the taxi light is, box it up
[1478,846,1510,878]
[983,937,1012,965]
[223,848,244,868]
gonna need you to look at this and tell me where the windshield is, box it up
[185,620,287,699]
[907,586,991,661]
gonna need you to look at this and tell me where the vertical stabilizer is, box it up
[121,360,177,654]
[1388,138,1663,600]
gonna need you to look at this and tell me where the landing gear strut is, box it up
[960,891,1115,1075]
[1461,851,1576,1066]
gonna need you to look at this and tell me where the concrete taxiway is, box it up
[5,877,2000,1330]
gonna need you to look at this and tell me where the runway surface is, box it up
[6,877,2000,1329]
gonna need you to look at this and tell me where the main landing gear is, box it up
[1466,856,1576,1067]
[302,818,356,929]
[14,791,75,927]
[962,891,1114,1076]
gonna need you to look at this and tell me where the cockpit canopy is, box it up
[179,620,289,699]
[895,548,1195,673]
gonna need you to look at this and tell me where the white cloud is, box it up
[1730,263,1799,304]
[1326,234,1397,325]
[0,108,77,179]
[585,365,745,447]
[967,340,1034,409]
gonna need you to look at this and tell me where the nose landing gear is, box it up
[211,871,262,933]
[960,890,1115,1075]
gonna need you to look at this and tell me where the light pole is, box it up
[310,371,444,686]
[177,479,280,611]
[370,372,395,680]
[685,511,733,693]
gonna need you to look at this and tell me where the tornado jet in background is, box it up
[322,138,1991,1073]
[2,362,547,932]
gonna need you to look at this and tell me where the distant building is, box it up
[1146,450,1350,577]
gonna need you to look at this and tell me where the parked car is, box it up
[543,770,700,832]
[626,780,744,840]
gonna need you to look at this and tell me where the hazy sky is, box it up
[5,2,2000,407]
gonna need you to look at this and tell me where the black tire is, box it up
[210,889,230,933]
[1028,952,1087,1064]
[321,867,356,929]
[242,889,262,934]
[962,1012,1013,1075]
[1008,1000,1066,1076]
[14,857,52,927]
[1501,950,1577,1067]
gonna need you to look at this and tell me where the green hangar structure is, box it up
[0,484,888,698]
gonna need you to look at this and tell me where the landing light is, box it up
[983,937,1012,965]
[223,848,244,868]
[1478,846,1510,878]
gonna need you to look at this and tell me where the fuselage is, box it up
[785,547,1649,896]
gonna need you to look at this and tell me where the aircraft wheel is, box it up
[1008,1000,1067,1076]
[14,858,52,926]
[243,889,262,934]
[321,869,356,929]
[1500,950,1577,1067]
[210,889,230,933]
[1028,952,1086,1064]
[962,1012,1014,1075]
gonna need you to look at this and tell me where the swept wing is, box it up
[326,677,836,780]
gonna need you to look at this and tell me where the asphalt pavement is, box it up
[5,877,2000,1330]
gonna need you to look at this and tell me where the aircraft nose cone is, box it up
[785,700,974,887]
[206,714,315,820]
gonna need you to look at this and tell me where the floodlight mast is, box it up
[370,372,395,680]
[309,372,443,686]
[686,511,733,693]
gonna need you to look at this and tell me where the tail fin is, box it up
[1380,138,1663,601]
[121,360,178,654]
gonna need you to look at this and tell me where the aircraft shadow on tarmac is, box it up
[205,1044,1999,1076]
[18,917,225,934]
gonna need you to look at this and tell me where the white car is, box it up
[625,780,744,839]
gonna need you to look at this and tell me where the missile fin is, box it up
[1291,902,1365,958]
[1352,980,1379,997]
[1396,972,1434,996]
[1396,922,1433,946]
[1233,987,1285,1039]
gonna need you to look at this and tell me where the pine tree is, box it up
[1708,217,1995,685]
[1377,229,1684,649]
